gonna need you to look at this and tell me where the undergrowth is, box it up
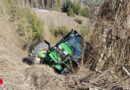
[87,0,130,77]
[50,26,69,37]
[75,18,83,24]
[0,0,44,42]
[62,0,89,17]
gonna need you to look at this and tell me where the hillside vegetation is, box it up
[0,0,44,42]
[86,0,130,77]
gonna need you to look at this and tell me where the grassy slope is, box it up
[0,16,35,89]
[34,9,90,43]
[0,0,39,89]
[0,0,44,43]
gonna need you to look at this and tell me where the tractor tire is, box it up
[29,41,49,64]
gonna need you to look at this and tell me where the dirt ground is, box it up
[34,9,90,43]
[33,9,89,30]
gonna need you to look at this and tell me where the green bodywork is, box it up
[49,51,61,63]
[38,43,73,71]
[60,43,73,54]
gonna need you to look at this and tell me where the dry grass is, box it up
[35,9,89,31]
[0,17,34,90]
[87,0,130,77]
[24,65,69,90]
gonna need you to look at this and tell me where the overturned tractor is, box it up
[24,30,84,74]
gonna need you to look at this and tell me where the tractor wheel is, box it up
[29,41,49,64]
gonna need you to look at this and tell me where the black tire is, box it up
[29,41,49,64]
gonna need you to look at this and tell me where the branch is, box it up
[122,65,130,77]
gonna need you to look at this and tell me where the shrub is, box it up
[62,1,89,18]
[26,11,44,41]
[62,0,82,17]
[17,8,44,41]
[62,0,73,12]
[75,18,83,24]
[52,26,69,37]
[68,7,75,17]
[73,2,82,15]
[2,0,44,41]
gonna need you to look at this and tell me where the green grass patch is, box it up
[51,26,69,37]
[75,18,83,24]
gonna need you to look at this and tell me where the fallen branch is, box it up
[122,65,130,77]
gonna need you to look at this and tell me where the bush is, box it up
[2,0,44,41]
[62,0,73,12]
[75,18,83,24]
[73,2,82,15]
[62,0,82,17]
[26,11,44,41]
[52,26,69,37]
[62,1,89,18]
[17,9,44,41]
[68,7,75,17]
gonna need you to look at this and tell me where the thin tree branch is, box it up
[122,65,130,77]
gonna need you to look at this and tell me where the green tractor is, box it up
[27,30,83,74]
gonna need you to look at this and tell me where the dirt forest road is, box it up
[33,8,90,43]
[33,8,89,30]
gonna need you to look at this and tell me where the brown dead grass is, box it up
[86,0,130,85]
[0,17,35,90]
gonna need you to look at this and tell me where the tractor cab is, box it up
[55,30,83,61]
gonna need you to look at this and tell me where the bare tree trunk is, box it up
[40,0,44,9]
[44,0,47,9]
[21,0,25,8]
